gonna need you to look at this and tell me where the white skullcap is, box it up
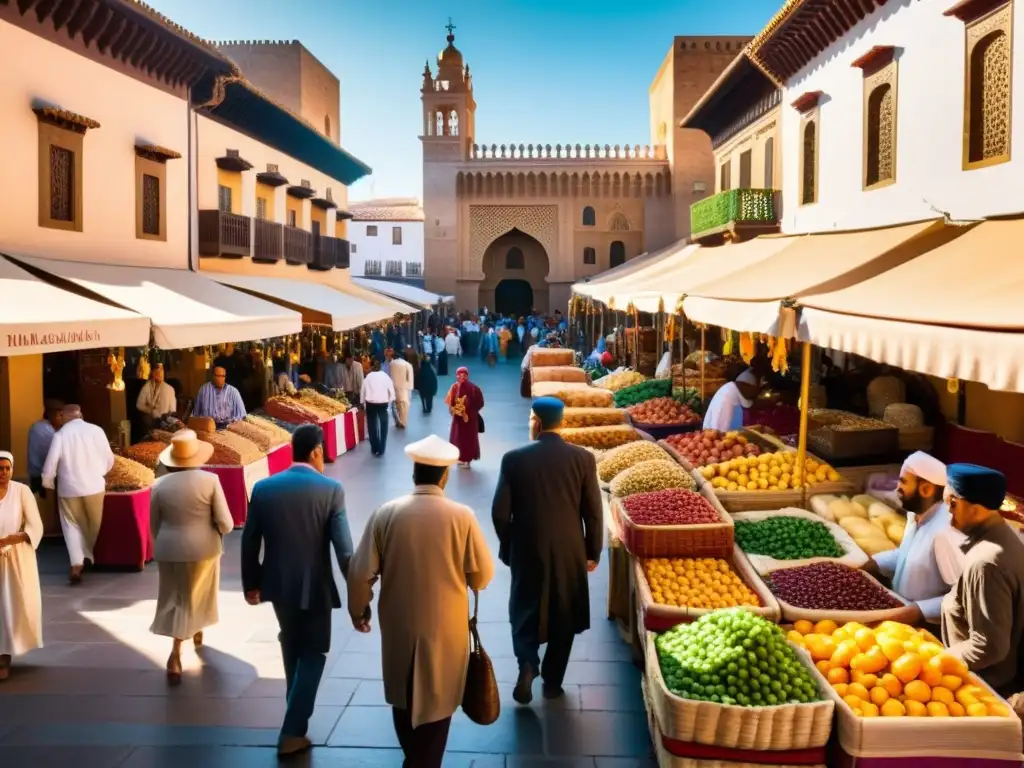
[405,435,460,467]
[901,451,947,487]
[736,370,759,386]
[0,451,12,466]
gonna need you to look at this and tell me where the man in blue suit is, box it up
[241,424,362,757]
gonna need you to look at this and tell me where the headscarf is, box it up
[946,463,1006,510]
[900,451,947,487]
[455,366,470,393]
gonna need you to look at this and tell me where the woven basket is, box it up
[645,631,834,752]
[530,365,588,384]
[761,561,920,625]
[615,484,734,559]
[529,347,575,369]
[634,546,781,630]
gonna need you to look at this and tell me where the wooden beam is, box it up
[148,39,180,75]
[16,0,37,15]
[34,0,59,22]
[165,53,195,84]
[95,13,125,53]
[135,38,166,69]
[66,0,98,40]
[80,3,111,46]
[109,21,138,58]
[128,32,158,65]
[51,0,81,31]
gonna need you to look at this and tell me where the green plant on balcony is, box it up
[690,188,776,238]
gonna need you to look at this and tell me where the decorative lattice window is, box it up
[141,174,160,235]
[609,212,630,231]
[865,84,895,187]
[256,197,267,221]
[969,30,1011,164]
[801,120,817,205]
[505,247,524,269]
[50,146,74,222]
[583,247,596,265]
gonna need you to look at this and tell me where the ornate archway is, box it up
[479,228,551,314]
[468,205,558,274]
[495,279,533,317]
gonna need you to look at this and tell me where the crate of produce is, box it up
[530,365,588,384]
[593,370,647,392]
[558,424,640,450]
[634,547,781,630]
[626,397,703,440]
[614,377,673,408]
[644,612,834,753]
[530,406,627,440]
[786,620,1023,762]
[660,429,775,471]
[530,382,614,408]
[614,485,733,559]
[807,409,900,461]
[597,441,674,486]
[610,458,697,499]
[731,508,870,574]
[529,347,575,369]
[762,561,919,625]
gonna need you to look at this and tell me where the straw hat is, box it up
[159,430,213,469]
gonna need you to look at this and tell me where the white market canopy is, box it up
[0,255,150,356]
[13,255,301,350]
[352,278,452,309]
[212,273,399,330]
[572,238,697,311]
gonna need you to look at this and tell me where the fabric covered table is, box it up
[266,443,292,475]
[206,456,271,527]
[322,417,339,462]
[834,752,1022,768]
[94,488,154,571]
[334,415,348,458]
[343,409,360,451]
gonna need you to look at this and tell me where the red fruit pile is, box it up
[627,397,700,426]
[665,430,762,467]
[621,488,721,526]
[765,562,903,611]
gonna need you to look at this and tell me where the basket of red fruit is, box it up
[626,397,702,440]
[614,485,734,559]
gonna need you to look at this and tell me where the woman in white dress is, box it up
[149,431,233,685]
[0,450,44,681]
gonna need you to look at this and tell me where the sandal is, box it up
[193,631,203,649]
[166,654,182,686]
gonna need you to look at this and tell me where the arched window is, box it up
[324,115,331,137]
[449,110,459,137]
[505,247,524,270]
[801,120,817,205]
[610,241,626,268]
[582,206,596,226]
[583,247,596,265]
[967,30,1011,165]
[436,111,445,136]
[763,137,775,189]
[865,84,895,187]
[609,212,630,231]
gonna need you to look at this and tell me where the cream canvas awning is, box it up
[0,256,150,356]
[352,278,452,309]
[798,219,1024,392]
[572,238,695,304]
[212,273,398,330]
[13,256,301,349]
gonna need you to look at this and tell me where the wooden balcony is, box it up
[198,210,251,258]
[283,225,312,265]
[253,219,283,263]
[309,236,353,271]
[689,188,780,243]
[336,238,350,269]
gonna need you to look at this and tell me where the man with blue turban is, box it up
[941,463,1024,695]
[492,397,603,706]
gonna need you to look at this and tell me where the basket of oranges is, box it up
[634,548,780,631]
[787,619,1023,761]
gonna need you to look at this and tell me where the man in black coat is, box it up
[492,396,604,704]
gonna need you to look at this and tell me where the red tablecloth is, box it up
[334,415,348,457]
[267,443,292,475]
[94,488,153,571]
[323,417,338,462]
[343,409,358,451]
[835,751,1021,768]
[660,731,826,765]
[206,458,270,527]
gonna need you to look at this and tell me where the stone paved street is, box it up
[0,360,654,768]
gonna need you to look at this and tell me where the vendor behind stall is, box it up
[941,464,1024,696]
[136,364,177,432]
[192,367,246,430]
[703,367,759,432]
[862,451,965,624]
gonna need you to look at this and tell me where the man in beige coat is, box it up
[348,435,494,767]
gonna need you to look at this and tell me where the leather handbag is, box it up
[461,589,499,725]
[478,414,485,433]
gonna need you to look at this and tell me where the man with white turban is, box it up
[862,451,965,624]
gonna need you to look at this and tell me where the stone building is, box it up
[420,24,749,315]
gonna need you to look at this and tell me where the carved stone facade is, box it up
[468,205,558,274]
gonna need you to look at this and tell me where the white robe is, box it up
[0,482,44,655]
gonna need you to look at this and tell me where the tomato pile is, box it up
[627,397,700,426]
[765,562,903,611]
[621,488,721,525]
[665,429,762,467]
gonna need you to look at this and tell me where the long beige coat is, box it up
[348,485,494,727]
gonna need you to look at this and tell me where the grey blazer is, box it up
[150,470,234,562]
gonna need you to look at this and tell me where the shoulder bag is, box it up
[478,414,485,433]
[461,589,499,725]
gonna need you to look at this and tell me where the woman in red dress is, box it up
[445,367,484,467]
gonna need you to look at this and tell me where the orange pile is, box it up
[644,557,762,611]
[787,620,1012,718]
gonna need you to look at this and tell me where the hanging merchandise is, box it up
[739,332,755,364]
[722,331,735,357]
[107,348,126,391]
[770,336,790,374]
[135,345,151,381]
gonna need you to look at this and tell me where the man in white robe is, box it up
[0,451,44,679]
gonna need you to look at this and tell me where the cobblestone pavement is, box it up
[0,359,654,768]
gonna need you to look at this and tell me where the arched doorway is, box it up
[495,279,534,317]
[610,240,626,268]
[480,228,551,314]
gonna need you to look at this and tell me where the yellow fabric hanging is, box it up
[771,336,789,374]
[722,332,734,356]
[739,333,755,364]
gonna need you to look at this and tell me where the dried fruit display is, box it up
[264,396,324,424]
[621,488,721,525]
[227,421,277,452]
[298,389,348,417]
[598,441,671,482]
[593,370,647,392]
[120,442,167,471]
[644,558,761,610]
[105,455,155,492]
[764,562,903,612]
[627,397,700,426]
[199,431,264,466]
[245,414,294,444]
[148,430,176,444]
[610,459,695,498]
[787,619,1014,718]
[810,409,893,432]
[558,425,640,450]
[665,430,762,467]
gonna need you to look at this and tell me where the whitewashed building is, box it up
[347,198,425,283]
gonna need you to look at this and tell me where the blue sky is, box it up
[151,0,780,201]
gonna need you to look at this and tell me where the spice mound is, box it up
[105,455,155,492]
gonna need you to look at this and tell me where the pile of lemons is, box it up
[643,557,762,610]
[700,452,841,493]
[787,619,1012,717]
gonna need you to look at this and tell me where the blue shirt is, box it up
[27,419,55,478]
[193,381,247,425]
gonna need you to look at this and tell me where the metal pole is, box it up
[699,326,706,403]
[795,341,813,496]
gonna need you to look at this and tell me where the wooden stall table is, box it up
[603,489,642,663]
[342,408,366,451]
[266,443,292,475]
[206,456,270,528]
[322,417,339,462]
[333,415,349,458]
[94,488,154,571]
